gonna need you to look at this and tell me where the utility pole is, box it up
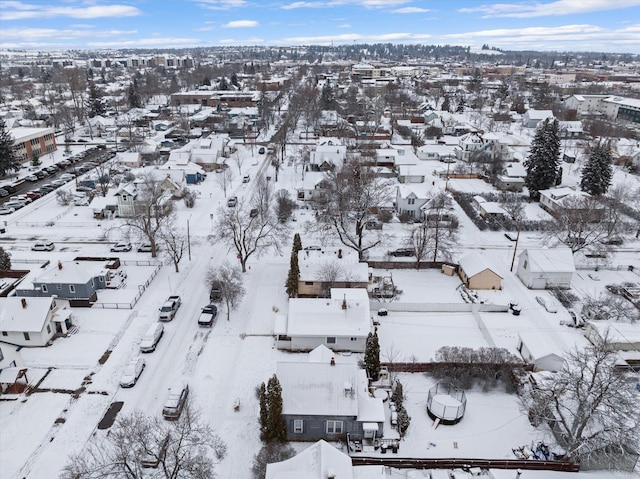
[187,216,191,261]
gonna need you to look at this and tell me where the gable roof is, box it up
[287,296,370,338]
[265,440,353,479]
[520,248,575,273]
[458,253,502,279]
[0,297,56,332]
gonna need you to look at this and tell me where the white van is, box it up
[139,323,164,353]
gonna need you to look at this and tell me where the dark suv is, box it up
[389,248,415,257]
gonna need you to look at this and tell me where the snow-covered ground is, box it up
[1,138,639,478]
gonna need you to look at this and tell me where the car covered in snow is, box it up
[197,304,218,327]
[119,356,145,387]
[162,381,189,420]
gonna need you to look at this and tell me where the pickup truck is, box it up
[197,304,218,327]
[159,295,181,321]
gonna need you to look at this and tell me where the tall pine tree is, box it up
[0,246,11,271]
[258,382,269,440]
[266,375,287,442]
[580,143,613,196]
[524,118,561,200]
[293,233,302,252]
[364,329,381,380]
[0,119,20,177]
[285,234,302,298]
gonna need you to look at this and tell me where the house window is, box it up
[56,284,61,290]
[523,260,528,270]
[293,420,304,433]
[327,337,336,344]
[69,285,76,293]
[47,324,51,333]
[326,420,343,434]
[99,277,104,283]
[24,332,30,341]
[0,347,3,362]
[42,284,48,293]
[350,337,358,341]
[408,198,415,205]
[2,331,7,336]
[91,279,95,287]
[305,281,313,285]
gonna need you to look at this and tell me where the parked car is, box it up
[111,242,132,252]
[4,200,27,210]
[119,356,145,387]
[59,173,74,182]
[25,174,39,182]
[197,304,218,327]
[51,179,66,188]
[303,245,321,251]
[31,241,55,251]
[250,208,259,218]
[140,434,170,468]
[242,175,250,183]
[137,243,155,253]
[227,196,237,207]
[35,170,47,179]
[389,248,415,257]
[10,195,32,204]
[25,191,42,200]
[0,188,8,197]
[57,159,71,167]
[39,184,55,194]
[0,207,15,215]
[209,281,223,302]
[162,381,189,420]
[74,197,90,206]
[159,295,181,321]
[45,165,58,174]
[536,295,558,313]
[139,322,164,353]
[258,146,265,154]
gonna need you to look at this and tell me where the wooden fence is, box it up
[350,456,579,472]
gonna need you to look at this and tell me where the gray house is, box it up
[15,261,110,303]
[276,356,385,442]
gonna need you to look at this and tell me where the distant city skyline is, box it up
[1,0,640,53]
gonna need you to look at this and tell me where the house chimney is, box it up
[330,357,335,366]
[341,295,347,310]
[21,298,27,308]
[338,248,342,259]
[57,261,63,270]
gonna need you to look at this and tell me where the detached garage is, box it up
[457,253,502,290]
[517,332,565,372]
[517,248,575,290]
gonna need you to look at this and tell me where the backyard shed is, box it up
[457,253,502,290]
[517,248,575,290]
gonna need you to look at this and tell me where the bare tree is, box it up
[409,192,458,268]
[123,172,174,258]
[160,219,188,273]
[541,196,610,254]
[56,190,74,206]
[312,156,392,261]
[214,179,289,272]
[316,260,356,296]
[231,151,245,176]
[214,167,234,198]
[522,337,640,467]
[60,403,226,479]
[581,292,639,323]
[206,263,246,320]
[275,189,295,223]
[501,193,525,271]
[252,442,296,479]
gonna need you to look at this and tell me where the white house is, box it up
[517,332,565,372]
[266,440,354,479]
[517,248,575,289]
[584,321,640,352]
[0,297,72,347]
[298,171,330,202]
[397,164,426,184]
[395,185,429,219]
[114,151,142,168]
[522,109,554,128]
[297,249,369,297]
[276,288,372,352]
[309,140,346,171]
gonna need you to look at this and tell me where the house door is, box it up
[364,429,376,439]
[55,322,63,334]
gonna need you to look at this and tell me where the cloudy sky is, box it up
[1,0,640,52]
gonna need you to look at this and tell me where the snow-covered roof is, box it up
[0,297,55,332]
[519,332,565,361]
[524,109,554,120]
[520,248,575,273]
[587,321,640,346]
[276,361,363,416]
[308,344,337,363]
[458,253,502,279]
[287,296,370,338]
[265,440,353,479]
[35,261,105,284]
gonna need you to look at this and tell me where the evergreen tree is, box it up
[220,77,229,90]
[86,81,106,118]
[127,80,142,109]
[320,83,336,110]
[364,329,381,380]
[441,95,451,113]
[31,152,41,168]
[580,143,613,196]
[266,375,286,442]
[231,72,239,87]
[0,246,11,271]
[258,382,269,440]
[285,251,299,298]
[293,233,302,252]
[391,379,404,407]
[524,118,561,200]
[396,406,411,437]
[0,119,20,177]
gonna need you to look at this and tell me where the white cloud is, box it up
[459,0,640,18]
[278,31,431,45]
[338,23,351,28]
[195,0,247,10]
[281,0,411,10]
[2,27,137,41]
[88,37,202,48]
[218,36,264,45]
[391,7,429,14]
[0,2,141,20]
[222,20,259,28]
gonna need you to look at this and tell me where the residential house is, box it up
[298,172,329,201]
[517,333,565,372]
[395,185,429,219]
[276,356,385,441]
[457,253,502,290]
[114,182,137,217]
[15,261,111,303]
[454,131,487,162]
[558,120,584,139]
[265,440,354,479]
[114,151,142,168]
[522,109,554,128]
[309,140,346,171]
[276,288,372,352]
[416,144,455,162]
[297,249,369,298]
[473,196,507,220]
[0,297,72,347]
[538,187,604,220]
[159,155,205,185]
[496,162,526,192]
[584,321,640,352]
[517,248,575,290]
[397,165,425,184]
